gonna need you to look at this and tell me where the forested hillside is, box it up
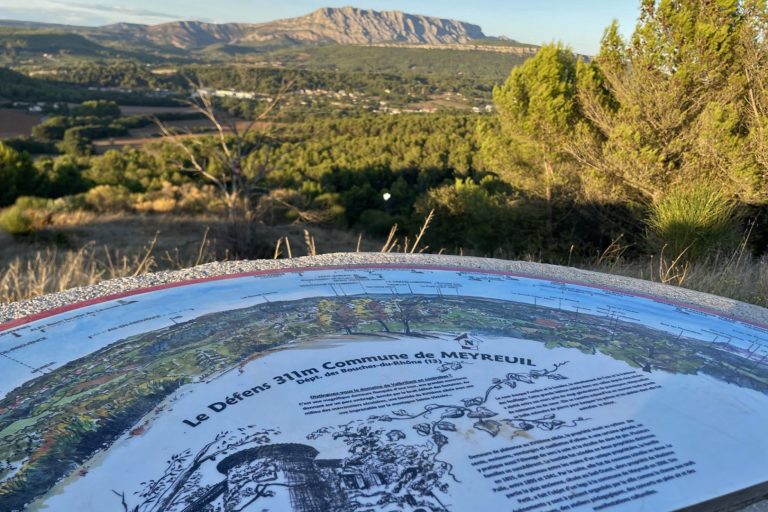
[1,0,767,305]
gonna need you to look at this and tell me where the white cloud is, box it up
[0,0,208,25]
[50,1,180,20]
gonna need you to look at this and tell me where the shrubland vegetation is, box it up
[266,43,529,79]
[0,67,181,105]
[1,0,767,306]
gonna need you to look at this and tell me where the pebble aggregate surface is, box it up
[3,253,768,326]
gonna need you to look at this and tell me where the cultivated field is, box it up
[0,108,42,138]
[118,105,197,116]
[92,117,256,153]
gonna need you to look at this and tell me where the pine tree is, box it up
[740,0,768,176]
[492,44,584,234]
[577,0,767,202]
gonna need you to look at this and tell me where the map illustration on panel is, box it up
[0,266,767,511]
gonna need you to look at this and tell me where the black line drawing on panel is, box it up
[121,365,586,512]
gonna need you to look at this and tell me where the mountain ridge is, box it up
[0,7,492,50]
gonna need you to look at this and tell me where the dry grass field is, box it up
[0,213,384,304]
[2,211,768,309]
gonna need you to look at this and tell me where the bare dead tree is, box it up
[154,77,296,257]
[156,79,293,224]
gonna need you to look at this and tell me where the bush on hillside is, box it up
[417,177,546,256]
[0,143,42,207]
[646,185,741,261]
[83,185,133,212]
[0,197,53,235]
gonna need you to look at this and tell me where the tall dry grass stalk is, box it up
[582,231,768,308]
[3,210,767,309]
[379,209,435,254]
[0,235,217,304]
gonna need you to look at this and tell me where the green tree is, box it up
[492,44,584,234]
[32,116,69,140]
[740,0,768,177]
[577,0,767,202]
[57,128,91,156]
[0,142,40,207]
[35,156,89,198]
[416,177,548,256]
[85,149,169,192]
[75,100,121,118]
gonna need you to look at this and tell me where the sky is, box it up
[0,0,640,54]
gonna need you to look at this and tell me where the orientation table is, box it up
[0,254,766,512]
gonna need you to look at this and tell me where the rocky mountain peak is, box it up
[293,6,486,45]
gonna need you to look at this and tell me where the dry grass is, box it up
[1,210,766,308]
[579,235,768,308]
[0,212,223,303]
[584,255,768,307]
[0,234,218,304]
[0,213,383,304]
